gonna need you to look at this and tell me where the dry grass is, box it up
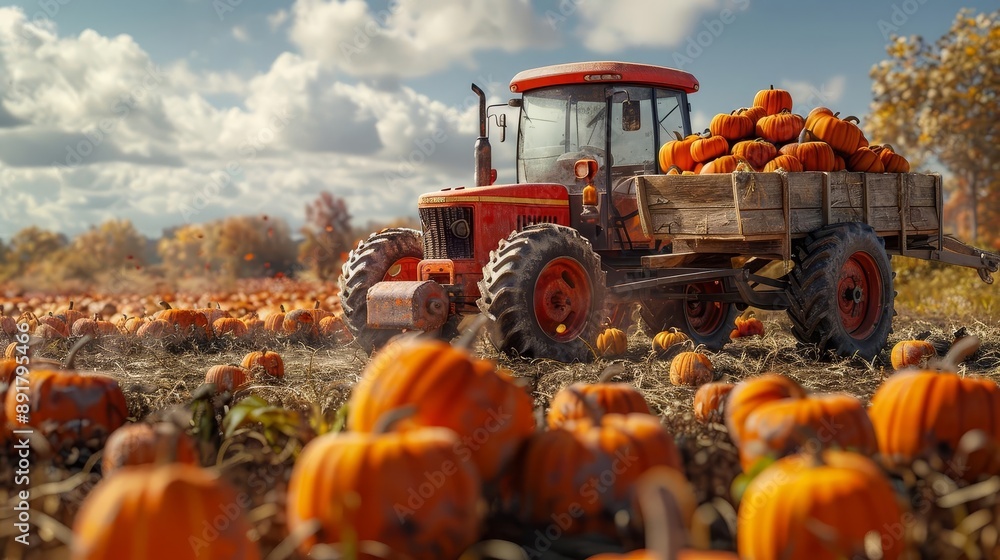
[1,311,999,559]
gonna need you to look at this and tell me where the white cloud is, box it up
[288,0,557,78]
[231,25,250,43]
[577,0,750,53]
[267,9,289,31]
[779,75,847,112]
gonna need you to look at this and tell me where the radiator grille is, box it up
[420,207,474,259]
[516,214,557,231]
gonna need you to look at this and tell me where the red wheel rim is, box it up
[837,251,883,338]
[685,282,726,336]
[533,257,592,342]
[382,257,420,281]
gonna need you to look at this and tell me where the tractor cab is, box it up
[507,62,699,249]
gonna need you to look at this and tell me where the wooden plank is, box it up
[672,238,788,257]
[639,174,736,208]
[785,172,825,208]
[645,208,741,236]
[641,252,701,268]
[635,176,655,238]
[827,206,939,233]
[791,209,825,234]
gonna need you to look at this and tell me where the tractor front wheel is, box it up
[477,224,606,362]
[338,228,423,353]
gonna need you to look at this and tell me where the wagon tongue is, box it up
[365,280,450,332]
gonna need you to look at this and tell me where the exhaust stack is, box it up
[471,83,491,187]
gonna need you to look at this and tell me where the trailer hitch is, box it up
[978,252,1000,284]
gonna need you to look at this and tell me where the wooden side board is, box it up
[635,172,941,244]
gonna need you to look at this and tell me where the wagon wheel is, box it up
[338,228,423,353]
[787,222,895,360]
[640,281,737,350]
[477,224,607,363]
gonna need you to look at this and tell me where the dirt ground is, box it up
[2,310,1000,559]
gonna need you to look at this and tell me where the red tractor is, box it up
[338,60,1000,362]
[340,61,731,361]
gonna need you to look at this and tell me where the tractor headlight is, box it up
[450,219,470,239]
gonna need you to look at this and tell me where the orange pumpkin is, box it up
[804,106,834,130]
[709,112,753,141]
[101,422,200,475]
[508,413,683,536]
[669,350,714,386]
[739,393,878,470]
[755,110,804,144]
[205,364,251,392]
[724,373,806,447]
[5,367,129,449]
[263,304,286,332]
[116,314,146,335]
[37,314,69,337]
[348,338,535,482]
[693,382,735,424]
[793,130,836,172]
[808,113,868,155]
[287,411,482,558]
[753,85,793,115]
[240,350,285,378]
[212,317,248,338]
[869,337,1000,481]
[652,327,689,357]
[889,339,936,370]
[136,318,175,339]
[690,134,729,163]
[737,450,905,560]
[154,302,211,339]
[730,310,765,339]
[700,155,740,174]
[762,154,803,173]
[736,105,767,125]
[0,313,16,338]
[282,307,316,336]
[731,139,777,171]
[658,131,697,172]
[73,463,260,560]
[847,146,885,173]
[596,325,628,358]
[871,144,910,173]
[54,300,87,329]
[547,369,652,428]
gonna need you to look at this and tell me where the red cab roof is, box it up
[509,61,699,94]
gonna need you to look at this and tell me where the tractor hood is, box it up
[418,183,570,207]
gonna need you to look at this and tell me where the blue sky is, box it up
[0,0,993,240]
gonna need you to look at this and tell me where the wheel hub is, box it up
[837,252,883,338]
[534,257,591,342]
[685,281,726,335]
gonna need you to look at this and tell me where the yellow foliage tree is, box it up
[868,8,999,245]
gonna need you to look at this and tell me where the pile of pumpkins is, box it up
[659,85,911,175]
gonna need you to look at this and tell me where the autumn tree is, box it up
[60,219,148,281]
[5,226,68,277]
[868,8,999,244]
[157,216,297,280]
[298,192,353,281]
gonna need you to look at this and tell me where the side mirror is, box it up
[622,99,641,131]
[508,98,522,108]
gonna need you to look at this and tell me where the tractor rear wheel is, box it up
[787,222,894,360]
[477,224,606,363]
[338,228,423,353]
[639,281,738,350]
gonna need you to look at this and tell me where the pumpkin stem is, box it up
[843,115,861,125]
[373,405,417,434]
[314,300,320,309]
[566,385,604,422]
[159,301,172,310]
[68,301,74,310]
[672,130,683,141]
[598,364,626,384]
[279,304,286,313]
[64,334,95,369]
[635,469,688,559]
[738,308,755,321]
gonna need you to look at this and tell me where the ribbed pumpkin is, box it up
[709,112,753,141]
[736,105,767,125]
[240,350,284,378]
[700,155,740,174]
[869,336,1000,481]
[793,129,836,171]
[596,325,628,358]
[54,300,87,329]
[693,382,735,424]
[348,338,535,482]
[136,318,174,339]
[737,450,905,560]
[286,412,482,559]
[508,412,682,536]
[738,393,879,471]
[154,301,211,339]
[212,317,248,338]
[762,154,803,173]
[755,110,804,144]
[804,106,834,130]
[847,146,885,173]
[205,364,251,392]
[38,314,69,337]
[4,364,129,449]
[724,373,806,447]
[658,131,698,172]
[808,113,868,155]
[652,327,689,357]
[72,464,260,560]
[731,139,777,171]
[889,339,936,370]
[669,349,714,386]
[871,144,910,172]
[690,134,728,163]
[547,369,652,428]
[752,85,793,116]
[730,310,765,339]
[101,422,200,475]
[263,305,286,332]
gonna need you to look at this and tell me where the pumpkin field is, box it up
[0,272,999,559]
